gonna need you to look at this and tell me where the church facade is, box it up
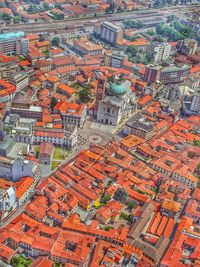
[97,80,137,126]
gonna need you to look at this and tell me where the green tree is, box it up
[77,87,92,103]
[196,163,200,171]
[127,201,136,209]
[43,2,50,11]
[13,16,21,23]
[167,15,175,23]
[127,45,138,56]
[54,4,63,10]
[39,34,45,42]
[1,13,11,20]
[194,140,200,147]
[50,97,57,110]
[104,226,114,231]
[154,36,164,42]
[147,29,156,36]
[51,36,60,47]
[120,212,133,223]
[123,20,143,29]
[114,188,128,204]
[100,193,111,204]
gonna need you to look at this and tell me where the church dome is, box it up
[110,83,127,95]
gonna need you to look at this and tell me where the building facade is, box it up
[0,32,29,56]
[146,42,172,63]
[177,39,198,55]
[95,21,123,46]
[97,80,136,126]
[144,64,190,85]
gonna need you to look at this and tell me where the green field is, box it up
[11,255,32,267]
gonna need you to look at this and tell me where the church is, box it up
[96,78,136,126]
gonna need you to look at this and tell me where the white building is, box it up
[33,124,78,149]
[10,72,29,92]
[146,42,171,63]
[97,80,136,126]
[0,186,16,212]
[0,155,40,182]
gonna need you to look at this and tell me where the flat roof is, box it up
[0,31,25,41]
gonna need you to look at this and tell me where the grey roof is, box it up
[0,137,14,151]
[102,21,121,31]
[103,95,124,108]
[126,113,154,132]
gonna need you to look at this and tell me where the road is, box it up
[1,5,199,33]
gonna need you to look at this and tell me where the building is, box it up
[0,183,16,212]
[0,154,40,182]
[12,157,40,182]
[144,64,190,85]
[95,21,123,46]
[172,165,198,189]
[146,42,171,63]
[49,48,64,58]
[97,80,136,125]
[0,156,14,179]
[11,105,42,121]
[94,76,106,115]
[54,101,87,128]
[15,176,35,207]
[0,79,16,103]
[12,118,34,144]
[39,142,53,165]
[34,124,77,149]
[0,136,15,157]
[176,16,200,35]
[190,90,200,114]
[74,38,103,56]
[0,55,18,80]
[9,72,29,92]
[124,113,154,141]
[177,39,198,55]
[0,32,29,56]
[104,51,128,68]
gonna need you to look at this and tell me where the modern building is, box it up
[97,80,136,125]
[9,72,29,92]
[144,64,190,85]
[146,42,171,63]
[0,32,29,56]
[104,51,128,68]
[190,90,200,114]
[176,39,198,55]
[11,105,42,121]
[95,21,123,46]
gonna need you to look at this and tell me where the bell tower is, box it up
[94,76,106,117]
